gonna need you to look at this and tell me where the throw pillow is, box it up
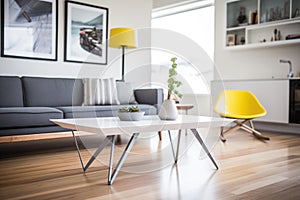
[83,78,120,105]
[116,81,137,104]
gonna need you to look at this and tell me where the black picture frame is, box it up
[64,1,109,65]
[1,0,58,61]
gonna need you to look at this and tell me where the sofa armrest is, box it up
[134,88,164,108]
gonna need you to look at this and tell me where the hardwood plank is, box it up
[0,130,299,199]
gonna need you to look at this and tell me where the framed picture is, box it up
[64,1,108,65]
[226,34,236,46]
[1,0,58,61]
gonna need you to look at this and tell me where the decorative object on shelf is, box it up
[237,7,247,25]
[64,1,108,65]
[286,34,300,40]
[1,0,58,61]
[159,57,182,120]
[266,3,290,22]
[294,8,300,18]
[273,29,282,41]
[284,1,290,18]
[109,28,137,81]
[248,10,257,25]
[240,36,245,45]
[274,29,278,41]
[118,106,145,121]
[226,34,236,46]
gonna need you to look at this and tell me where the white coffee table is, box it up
[51,115,233,185]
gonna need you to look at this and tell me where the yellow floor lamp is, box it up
[109,28,136,81]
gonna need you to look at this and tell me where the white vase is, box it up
[159,99,178,120]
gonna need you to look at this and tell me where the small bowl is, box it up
[118,112,145,121]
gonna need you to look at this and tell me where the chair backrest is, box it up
[214,90,266,119]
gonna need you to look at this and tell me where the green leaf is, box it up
[171,57,177,62]
[167,56,183,99]
[169,68,176,76]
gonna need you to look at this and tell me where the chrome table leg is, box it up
[108,135,116,184]
[190,129,219,169]
[71,130,114,172]
[168,129,182,163]
[108,133,139,185]
[168,130,176,161]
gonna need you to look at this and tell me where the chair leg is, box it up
[221,119,270,141]
[242,124,270,140]
[158,131,162,141]
[249,120,254,129]
[222,122,243,135]
[220,126,226,142]
[236,120,270,140]
[219,120,246,142]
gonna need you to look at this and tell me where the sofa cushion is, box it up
[0,107,63,129]
[0,76,24,107]
[134,88,164,106]
[22,77,83,107]
[116,81,137,104]
[57,104,157,118]
[82,78,120,106]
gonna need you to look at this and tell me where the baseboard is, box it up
[254,121,300,135]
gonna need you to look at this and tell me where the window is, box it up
[151,1,215,94]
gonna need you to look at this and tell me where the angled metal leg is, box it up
[71,130,113,172]
[175,129,182,163]
[168,130,176,161]
[168,130,182,163]
[72,130,85,171]
[108,135,116,184]
[191,129,219,170]
[108,133,139,185]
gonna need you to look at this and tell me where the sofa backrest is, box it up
[0,76,24,107]
[22,77,83,107]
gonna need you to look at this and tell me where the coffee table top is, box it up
[51,115,234,136]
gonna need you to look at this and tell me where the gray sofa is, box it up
[0,76,163,136]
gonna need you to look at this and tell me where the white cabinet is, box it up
[211,79,289,123]
[225,0,300,49]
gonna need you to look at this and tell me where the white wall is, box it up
[0,0,152,87]
[215,1,300,80]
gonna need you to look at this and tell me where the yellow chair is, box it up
[214,90,270,142]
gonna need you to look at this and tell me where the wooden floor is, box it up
[0,130,300,200]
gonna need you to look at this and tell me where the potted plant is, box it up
[159,57,182,120]
[118,106,145,121]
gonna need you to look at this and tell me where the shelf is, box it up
[226,38,300,50]
[226,26,246,31]
[225,0,300,49]
[247,19,300,30]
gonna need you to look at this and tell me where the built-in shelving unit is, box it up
[225,0,300,49]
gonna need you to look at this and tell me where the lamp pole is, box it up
[121,46,126,81]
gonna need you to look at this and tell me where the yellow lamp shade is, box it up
[109,28,136,48]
